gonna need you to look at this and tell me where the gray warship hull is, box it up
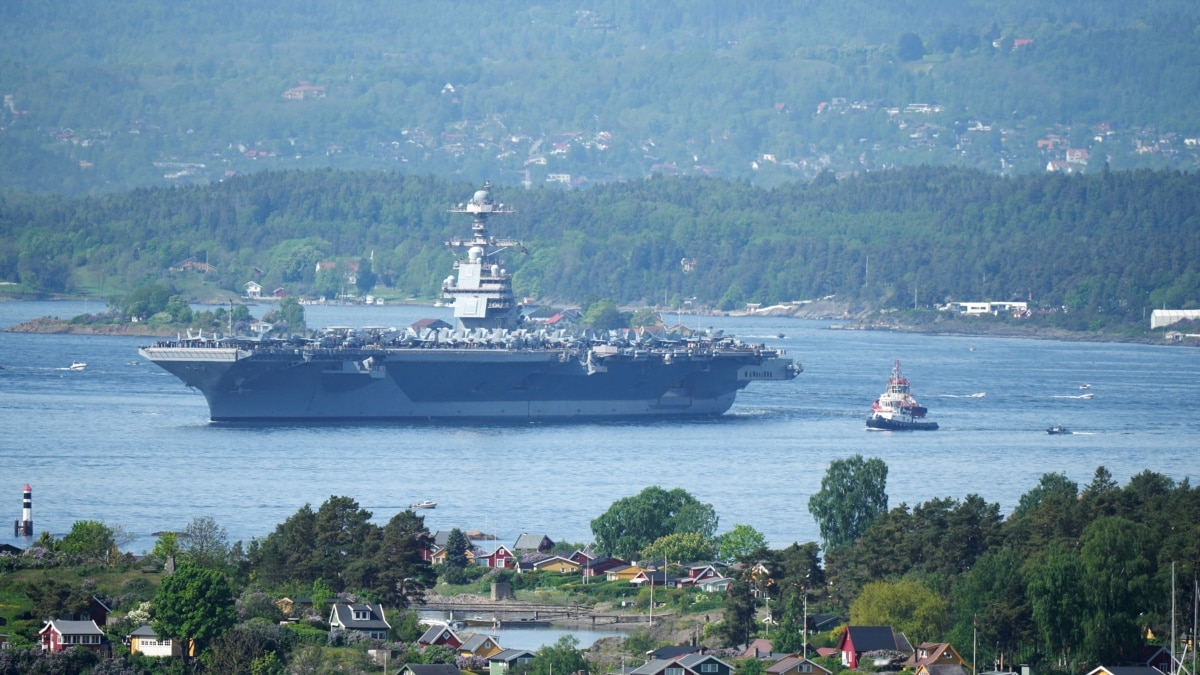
[139,342,796,422]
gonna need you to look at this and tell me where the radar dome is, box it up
[473,189,490,203]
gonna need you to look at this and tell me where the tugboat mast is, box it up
[442,182,525,330]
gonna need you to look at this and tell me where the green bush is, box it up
[284,621,329,646]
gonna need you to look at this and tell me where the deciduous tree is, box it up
[716,524,768,564]
[850,578,947,642]
[591,486,718,560]
[153,563,237,656]
[807,455,888,551]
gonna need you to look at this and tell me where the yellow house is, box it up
[431,548,477,565]
[532,556,581,574]
[459,633,504,659]
[126,624,191,658]
[606,564,646,581]
[906,643,967,670]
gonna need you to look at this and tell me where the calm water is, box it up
[2,299,1197,557]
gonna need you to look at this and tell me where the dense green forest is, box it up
[2,1,1200,194]
[1,465,1196,672]
[1,168,1197,328]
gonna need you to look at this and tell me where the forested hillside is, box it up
[1,168,1196,327]
[2,1,1199,194]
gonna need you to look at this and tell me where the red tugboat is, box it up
[867,360,939,431]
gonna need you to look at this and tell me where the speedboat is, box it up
[409,500,437,509]
[1046,425,1072,435]
[69,361,87,371]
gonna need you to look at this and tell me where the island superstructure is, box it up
[140,183,801,422]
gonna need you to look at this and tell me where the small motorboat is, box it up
[69,361,88,371]
[1046,425,1072,435]
[409,500,437,509]
[1079,383,1091,389]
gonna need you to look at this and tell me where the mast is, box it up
[442,182,525,330]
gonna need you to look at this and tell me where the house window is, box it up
[701,664,719,673]
[667,667,685,675]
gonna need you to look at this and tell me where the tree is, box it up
[719,577,758,647]
[27,579,91,621]
[807,455,888,551]
[1024,542,1085,666]
[897,32,926,62]
[716,524,768,563]
[153,563,237,656]
[373,510,437,607]
[529,635,588,675]
[591,486,718,560]
[850,578,948,642]
[950,548,1035,669]
[180,515,229,569]
[580,298,629,329]
[151,531,179,565]
[1079,516,1154,662]
[58,520,117,565]
[312,496,377,589]
[1011,472,1078,519]
[641,532,715,564]
[444,528,470,569]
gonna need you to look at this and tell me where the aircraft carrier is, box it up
[139,183,800,421]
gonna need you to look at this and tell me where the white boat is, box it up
[866,360,939,431]
[69,361,87,371]
[409,500,436,509]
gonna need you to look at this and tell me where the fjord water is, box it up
[2,300,1197,559]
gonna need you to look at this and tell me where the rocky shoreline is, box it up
[3,316,175,337]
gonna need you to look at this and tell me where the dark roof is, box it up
[404,665,465,675]
[807,614,841,631]
[330,603,390,631]
[846,626,908,652]
[490,649,536,663]
[128,624,158,638]
[419,625,459,644]
[649,645,701,660]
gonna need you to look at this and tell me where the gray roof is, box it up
[40,619,104,636]
[490,649,536,663]
[330,603,390,631]
[459,632,500,652]
[631,658,674,675]
[128,624,158,638]
[419,624,458,644]
[513,533,552,550]
[677,654,732,672]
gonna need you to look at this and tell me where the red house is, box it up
[38,619,106,653]
[477,545,516,569]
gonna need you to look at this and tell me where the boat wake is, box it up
[1053,394,1095,399]
[939,392,986,398]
